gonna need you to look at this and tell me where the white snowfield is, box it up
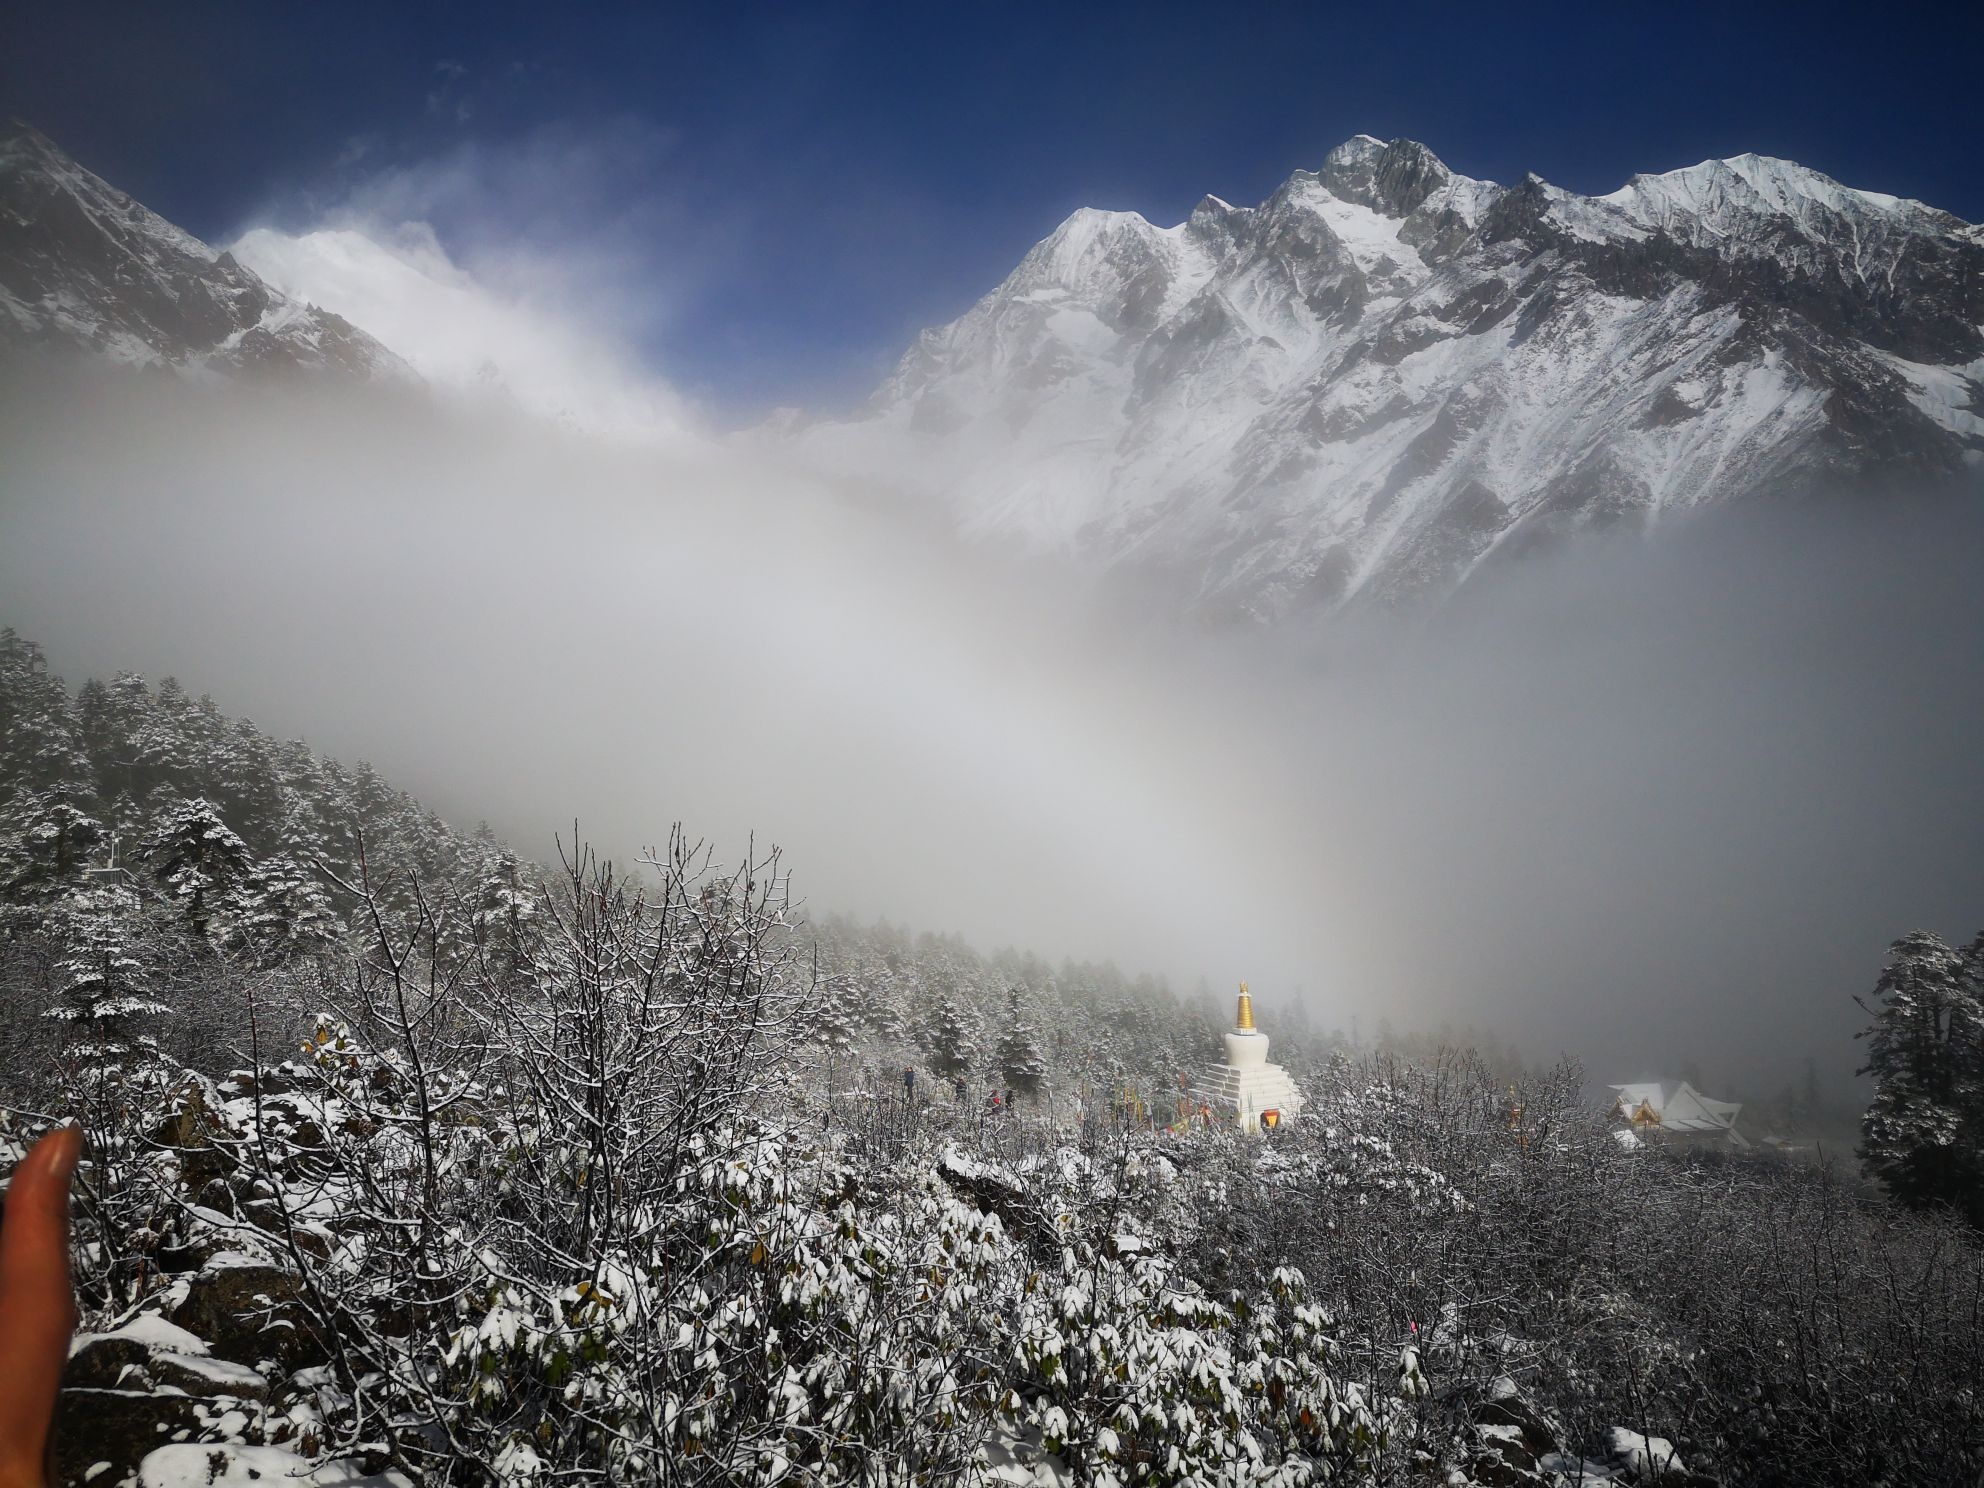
[791,135,1984,619]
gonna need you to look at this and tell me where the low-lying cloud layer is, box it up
[3,361,1979,1101]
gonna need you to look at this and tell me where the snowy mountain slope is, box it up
[796,136,1984,617]
[0,121,409,381]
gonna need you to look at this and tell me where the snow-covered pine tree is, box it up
[802,963,863,1064]
[1,793,107,900]
[994,985,1047,1098]
[269,782,330,871]
[140,677,212,800]
[466,844,537,979]
[77,671,182,812]
[236,852,344,964]
[0,629,91,807]
[137,796,252,940]
[46,884,168,1062]
[208,713,285,843]
[866,938,917,1045]
[1857,930,1984,1226]
[923,994,976,1080]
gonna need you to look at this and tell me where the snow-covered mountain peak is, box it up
[1315,135,1467,219]
[0,122,411,381]
[2,118,220,271]
[2,119,78,176]
[1183,194,1246,244]
[3,119,79,181]
[1006,205,1173,298]
[229,222,692,440]
[797,133,1984,620]
[1554,151,1964,278]
[1322,134,1388,164]
[1607,152,1914,221]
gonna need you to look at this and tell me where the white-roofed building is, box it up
[1609,1080,1748,1149]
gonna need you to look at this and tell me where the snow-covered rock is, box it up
[165,1253,324,1374]
[137,1445,411,1488]
[794,135,1984,619]
[68,1314,270,1403]
[1606,1425,1686,1478]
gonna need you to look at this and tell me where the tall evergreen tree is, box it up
[923,995,976,1081]
[995,985,1048,1098]
[466,846,538,979]
[1857,930,1984,1226]
[810,973,862,1062]
[1,793,107,899]
[236,852,344,964]
[78,672,162,806]
[137,796,252,939]
[0,629,91,807]
[46,885,168,1062]
[209,715,285,846]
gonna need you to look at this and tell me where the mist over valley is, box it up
[3,15,1983,1483]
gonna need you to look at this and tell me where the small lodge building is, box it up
[1609,1080,1748,1150]
[1194,986,1304,1133]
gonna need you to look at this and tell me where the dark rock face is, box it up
[68,1324,271,1402]
[1320,136,1454,218]
[168,1259,329,1374]
[1456,1384,1564,1487]
[1476,1391,1557,1454]
[0,121,409,381]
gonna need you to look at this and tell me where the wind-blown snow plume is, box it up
[228,121,698,440]
[229,221,691,441]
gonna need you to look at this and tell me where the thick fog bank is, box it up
[2,364,1978,1097]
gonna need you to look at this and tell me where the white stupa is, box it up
[1196,984,1303,1132]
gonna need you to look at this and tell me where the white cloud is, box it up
[231,220,696,442]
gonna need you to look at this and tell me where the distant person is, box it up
[1,1123,81,1488]
[903,1067,915,1103]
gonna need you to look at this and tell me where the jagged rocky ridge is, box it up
[795,136,1984,617]
[0,122,408,380]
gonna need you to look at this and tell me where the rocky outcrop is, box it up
[57,1316,271,1488]
[165,1254,328,1375]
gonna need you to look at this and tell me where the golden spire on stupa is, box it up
[1236,982,1255,1032]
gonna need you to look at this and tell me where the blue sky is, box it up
[7,0,1981,418]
